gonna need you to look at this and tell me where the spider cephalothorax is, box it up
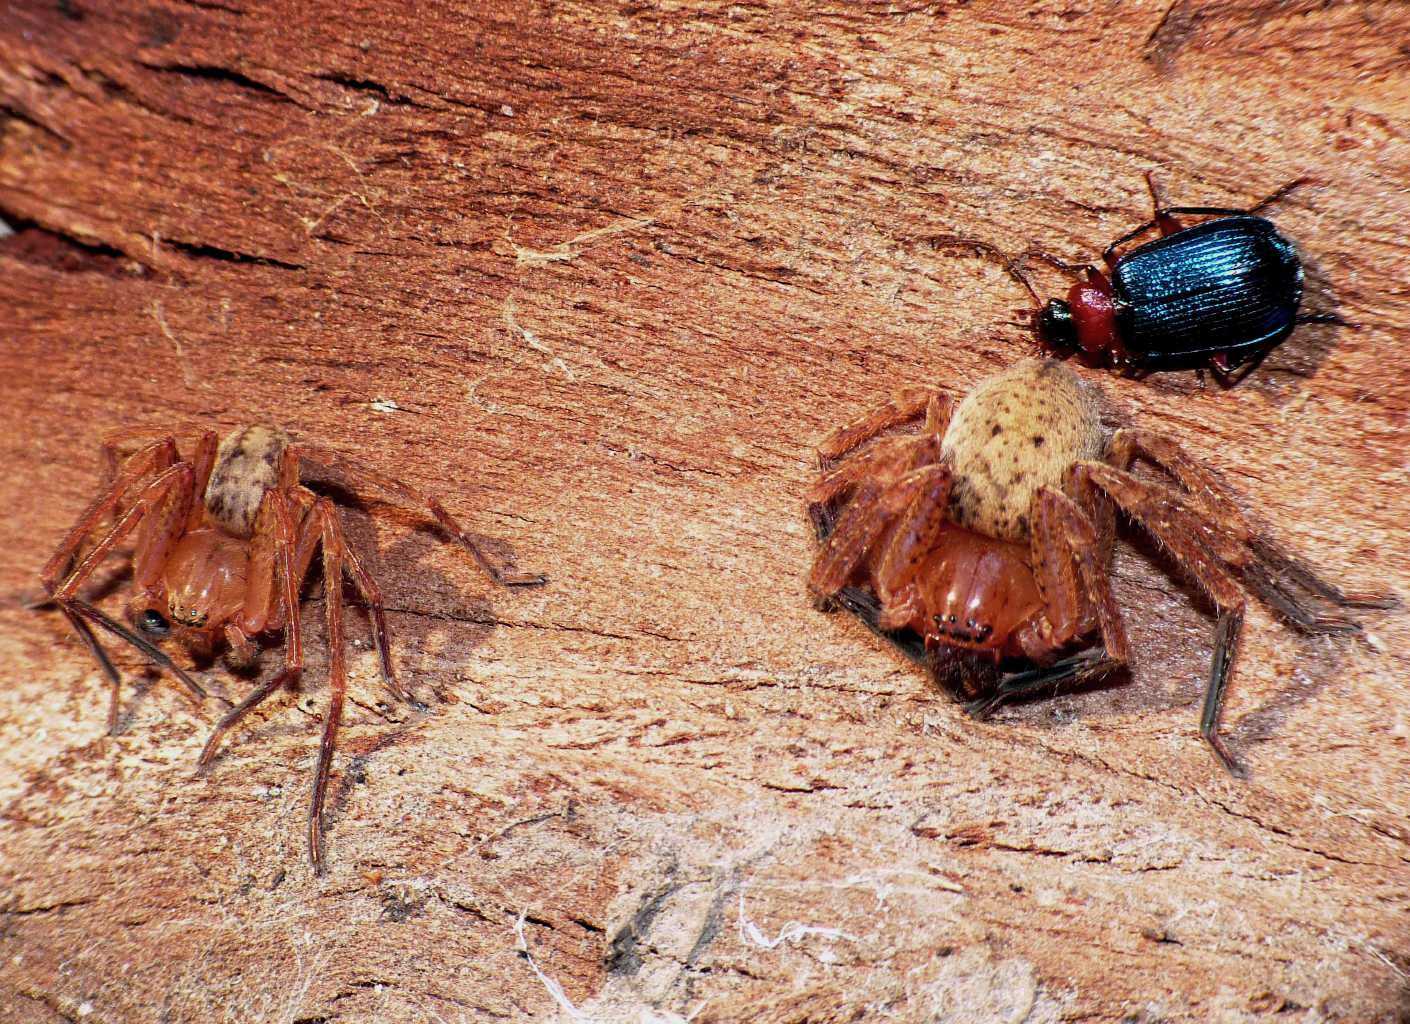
[808,359,1390,771]
[41,425,545,872]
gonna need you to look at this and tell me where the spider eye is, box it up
[138,609,170,637]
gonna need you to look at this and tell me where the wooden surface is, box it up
[2,2,1409,1021]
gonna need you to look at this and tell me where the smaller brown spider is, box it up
[41,426,545,872]
[807,359,1391,772]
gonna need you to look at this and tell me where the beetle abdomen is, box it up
[1114,215,1302,368]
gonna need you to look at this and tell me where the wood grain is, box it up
[2,2,1408,1021]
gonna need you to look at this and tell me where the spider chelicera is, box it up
[807,359,1391,771]
[40,425,545,872]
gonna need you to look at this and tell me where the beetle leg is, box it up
[1295,311,1352,328]
[1140,171,1186,238]
[1244,177,1315,216]
[1208,348,1272,388]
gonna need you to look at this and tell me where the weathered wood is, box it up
[2,2,1408,1021]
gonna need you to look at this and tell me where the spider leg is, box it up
[1073,462,1267,775]
[872,464,952,629]
[307,500,354,875]
[283,474,406,702]
[808,464,942,602]
[809,434,925,509]
[50,463,214,714]
[64,598,209,705]
[196,487,309,773]
[807,483,887,600]
[337,526,411,704]
[40,437,178,593]
[61,606,126,733]
[1031,486,1131,664]
[966,648,1122,720]
[817,388,950,464]
[181,431,219,532]
[971,488,1131,719]
[292,445,546,588]
[1103,429,1393,613]
[1247,536,1396,612]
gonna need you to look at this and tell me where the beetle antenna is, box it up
[927,234,1044,307]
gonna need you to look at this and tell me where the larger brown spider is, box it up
[807,359,1391,772]
[40,426,545,872]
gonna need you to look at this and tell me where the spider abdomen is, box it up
[204,426,290,538]
[941,360,1102,543]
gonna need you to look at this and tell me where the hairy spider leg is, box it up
[1029,486,1130,661]
[871,464,953,630]
[132,434,218,593]
[41,437,179,592]
[196,482,307,778]
[291,445,546,588]
[48,462,210,719]
[808,483,888,599]
[1104,428,1392,617]
[809,445,946,601]
[1072,462,1272,774]
[811,394,948,510]
[306,500,358,874]
[966,647,1118,719]
[1074,427,1391,774]
[41,435,205,731]
[963,487,1131,716]
[811,434,929,509]
[816,389,950,465]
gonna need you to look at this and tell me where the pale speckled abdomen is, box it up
[204,426,289,537]
[941,360,1103,543]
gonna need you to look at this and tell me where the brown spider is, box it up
[807,359,1392,772]
[40,426,545,872]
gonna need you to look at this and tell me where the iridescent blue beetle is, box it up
[1000,176,1344,383]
